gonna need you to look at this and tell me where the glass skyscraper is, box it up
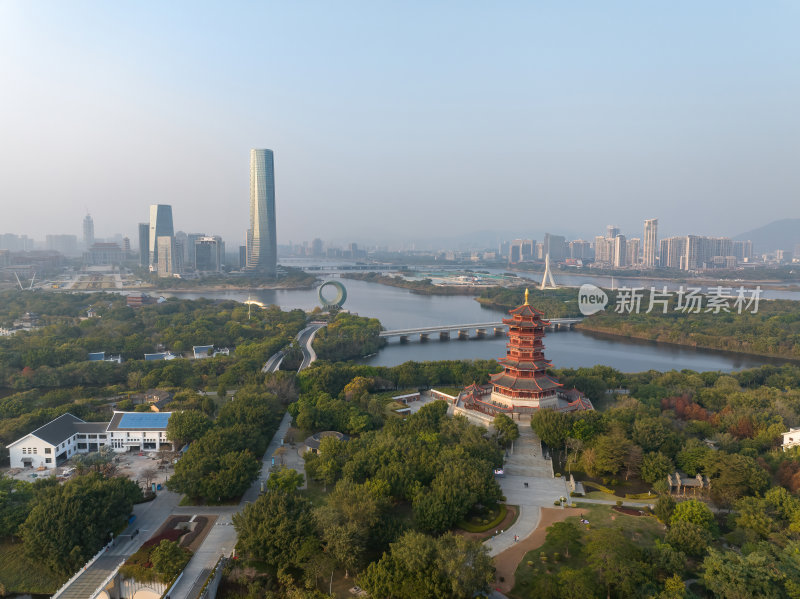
[148,204,174,269]
[247,149,277,276]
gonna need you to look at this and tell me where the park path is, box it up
[485,424,563,556]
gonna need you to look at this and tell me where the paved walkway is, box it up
[483,426,565,556]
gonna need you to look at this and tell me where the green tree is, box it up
[233,490,316,569]
[492,413,519,448]
[670,499,716,532]
[641,452,674,484]
[151,539,190,583]
[20,473,142,576]
[166,409,212,447]
[545,521,582,558]
[585,527,650,599]
[702,547,787,599]
[267,466,305,493]
[665,521,712,557]
[358,531,493,599]
[531,409,571,449]
[654,494,676,524]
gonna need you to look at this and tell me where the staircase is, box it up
[503,425,554,479]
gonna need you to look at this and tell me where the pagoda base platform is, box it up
[489,391,560,413]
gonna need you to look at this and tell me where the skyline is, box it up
[1,2,800,246]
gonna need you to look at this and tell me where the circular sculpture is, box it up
[318,280,347,309]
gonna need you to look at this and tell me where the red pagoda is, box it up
[489,288,562,412]
[458,289,592,417]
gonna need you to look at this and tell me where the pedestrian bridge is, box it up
[379,318,583,342]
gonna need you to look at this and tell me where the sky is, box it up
[1,1,799,249]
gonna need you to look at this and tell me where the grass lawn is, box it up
[511,504,665,598]
[0,540,65,594]
[457,504,508,533]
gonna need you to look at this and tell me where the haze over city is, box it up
[2,1,799,247]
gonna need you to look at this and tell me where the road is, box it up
[261,322,325,373]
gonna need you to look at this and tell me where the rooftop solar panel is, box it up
[118,412,171,429]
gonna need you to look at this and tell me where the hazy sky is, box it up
[1,1,799,248]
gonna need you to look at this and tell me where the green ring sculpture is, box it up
[318,280,347,309]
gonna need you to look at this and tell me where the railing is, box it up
[51,539,116,598]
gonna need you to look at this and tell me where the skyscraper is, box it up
[83,213,95,247]
[247,149,277,276]
[643,218,658,268]
[149,205,174,269]
[138,223,149,268]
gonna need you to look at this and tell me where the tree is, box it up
[492,413,519,448]
[654,494,676,524]
[531,409,571,449]
[670,499,716,532]
[624,445,643,481]
[702,452,770,506]
[267,466,305,493]
[313,479,388,576]
[0,477,33,539]
[233,490,316,569]
[166,409,212,447]
[664,521,712,557]
[20,473,142,575]
[632,417,669,452]
[545,521,582,558]
[585,527,650,599]
[358,531,493,599]
[151,539,190,583]
[558,567,601,599]
[703,547,788,599]
[583,433,629,479]
[641,452,674,484]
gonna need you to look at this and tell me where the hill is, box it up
[734,218,800,254]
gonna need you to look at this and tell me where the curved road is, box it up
[262,322,326,373]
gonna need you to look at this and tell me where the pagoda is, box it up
[454,289,593,417]
[488,288,562,412]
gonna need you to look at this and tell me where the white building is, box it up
[783,428,800,451]
[7,412,173,469]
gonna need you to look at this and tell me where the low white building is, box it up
[783,427,800,451]
[7,411,173,469]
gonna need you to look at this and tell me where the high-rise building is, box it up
[594,236,611,264]
[149,205,174,269]
[643,218,658,268]
[138,223,149,268]
[186,233,205,269]
[659,236,687,269]
[613,235,627,268]
[195,236,223,271]
[569,239,591,260]
[156,235,177,278]
[543,233,566,262]
[83,213,95,247]
[607,225,620,239]
[311,238,323,257]
[626,238,640,266]
[247,149,277,276]
[122,237,131,255]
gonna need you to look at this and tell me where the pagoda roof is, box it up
[490,373,563,391]
[498,357,553,369]
[508,304,545,317]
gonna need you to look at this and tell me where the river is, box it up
[159,279,793,373]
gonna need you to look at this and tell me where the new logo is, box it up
[578,284,608,316]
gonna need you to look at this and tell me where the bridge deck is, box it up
[380,318,582,336]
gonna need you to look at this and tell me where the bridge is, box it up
[380,318,583,342]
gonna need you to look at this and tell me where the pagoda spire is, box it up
[524,288,529,305]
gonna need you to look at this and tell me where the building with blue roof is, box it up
[8,411,174,470]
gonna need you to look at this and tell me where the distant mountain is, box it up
[734,218,800,254]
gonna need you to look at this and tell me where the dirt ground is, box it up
[492,507,587,595]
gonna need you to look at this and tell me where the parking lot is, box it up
[2,449,177,488]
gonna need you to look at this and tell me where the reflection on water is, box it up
[161,279,794,373]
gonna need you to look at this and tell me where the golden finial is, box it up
[524,288,529,305]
